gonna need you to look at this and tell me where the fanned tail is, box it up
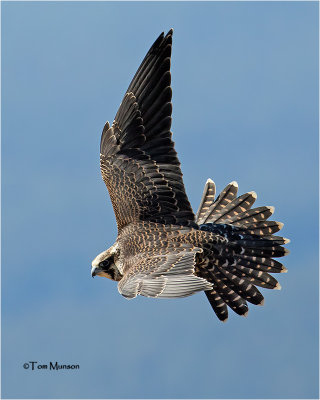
[196,180,289,322]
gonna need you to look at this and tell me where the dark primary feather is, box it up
[100,30,195,231]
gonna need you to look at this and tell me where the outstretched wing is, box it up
[118,247,212,299]
[100,30,195,232]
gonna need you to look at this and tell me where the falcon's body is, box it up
[91,30,289,321]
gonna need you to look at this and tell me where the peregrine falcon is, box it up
[91,29,289,321]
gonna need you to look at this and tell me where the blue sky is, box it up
[2,1,319,399]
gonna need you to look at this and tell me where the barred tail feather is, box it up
[205,289,229,322]
[238,254,288,273]
[229,265,280,289]
[240,221,284,236]
[196,178,216,223]
[197,181,238,224]
[207,268,249,317]
[213,263,265,305]
[196,179,289,321]
[227,206,275,225]
[210,191,257,224]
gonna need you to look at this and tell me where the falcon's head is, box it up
[91,244,122,281]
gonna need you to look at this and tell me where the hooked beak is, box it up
[91,265,100,278]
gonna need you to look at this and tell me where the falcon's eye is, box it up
[99,259,110,269]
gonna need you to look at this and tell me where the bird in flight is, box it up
[91,29,289,322]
